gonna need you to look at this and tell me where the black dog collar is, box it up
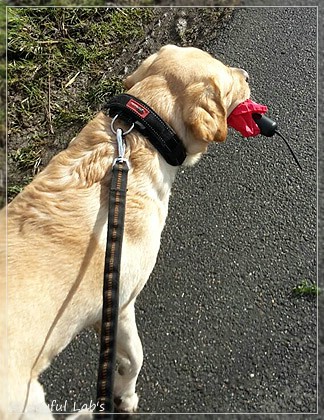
[105,94,187,166]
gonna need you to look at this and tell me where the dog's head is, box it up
[125,45,250,161]
[124,45,250,162]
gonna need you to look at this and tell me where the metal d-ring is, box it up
[110,114,134,136]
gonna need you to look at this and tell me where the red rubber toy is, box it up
[227,99,268,137]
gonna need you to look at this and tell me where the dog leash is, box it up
[95,95,185,416]
[95,122,133,417]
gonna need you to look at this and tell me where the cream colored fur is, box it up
[1,45,250,418]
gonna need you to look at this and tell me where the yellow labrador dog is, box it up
[2,45,250,418]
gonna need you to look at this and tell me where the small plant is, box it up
[7,174,34,200]
[292,280,320,297]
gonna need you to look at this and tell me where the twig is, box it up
[37,40,60,44]
[65,71,81,88]
[47,55,54,135]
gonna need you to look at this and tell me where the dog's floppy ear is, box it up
[182,78,227,143]
[124,52,158,90]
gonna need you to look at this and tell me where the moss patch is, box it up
[292,280,320,297]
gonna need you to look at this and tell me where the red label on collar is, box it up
[126,99,150,119]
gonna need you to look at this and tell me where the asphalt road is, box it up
[41,7,318,418]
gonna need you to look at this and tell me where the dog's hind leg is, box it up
[113,302,143,413]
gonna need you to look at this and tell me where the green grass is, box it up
[292,280,320,297]
[7,6,155,201]
[7,182,29,197]
[10,143,42,172]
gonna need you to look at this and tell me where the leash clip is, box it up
[113,128,129,168]
[111,115,134,168]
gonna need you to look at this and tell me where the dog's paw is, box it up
[114,392,139,413]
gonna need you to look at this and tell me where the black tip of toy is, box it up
[252,113,278,137]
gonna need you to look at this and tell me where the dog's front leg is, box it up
[113,302,143,413]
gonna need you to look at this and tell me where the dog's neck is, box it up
[127,79,206,167]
